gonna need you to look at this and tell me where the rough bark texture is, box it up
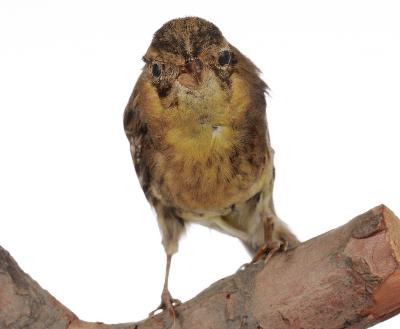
[1,205,400,329]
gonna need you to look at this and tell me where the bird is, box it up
[123,16,299,317]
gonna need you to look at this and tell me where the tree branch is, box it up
[1,205,400,329]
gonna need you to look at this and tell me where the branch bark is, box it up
[1,205,400,329]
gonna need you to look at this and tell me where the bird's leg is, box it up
[250,215,289,264]
[239,216,287,271]
[149,254,181,319]
[250,216,281,264]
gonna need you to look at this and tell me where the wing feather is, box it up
[123,87,153,199]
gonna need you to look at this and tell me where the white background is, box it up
[1,0,399,327]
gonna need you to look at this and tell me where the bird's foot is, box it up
[238,240,288,271]
[253,239,288,264]
[149,289,181,321]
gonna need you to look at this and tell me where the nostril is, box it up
[193,58,203,73]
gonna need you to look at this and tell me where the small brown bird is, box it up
[123,17,299,316]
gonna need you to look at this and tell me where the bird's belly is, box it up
[151,114,271,215]
[153,149,271,215]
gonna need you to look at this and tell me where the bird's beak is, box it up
[187,58,203,84]
[178,57,203,89]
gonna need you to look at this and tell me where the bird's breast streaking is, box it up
[141,66,269,213]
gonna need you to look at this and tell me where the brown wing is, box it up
[123,86,153,200]
[123,86,187,254]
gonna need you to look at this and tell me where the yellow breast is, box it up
[143,71,270,213]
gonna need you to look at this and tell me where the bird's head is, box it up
[140,17,266,109]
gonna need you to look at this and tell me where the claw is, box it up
[238,240,286,271]
[149,290,181,323]
[263,244,280,264]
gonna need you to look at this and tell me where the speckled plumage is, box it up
[123,17,299,316]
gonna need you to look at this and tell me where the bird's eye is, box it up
[151,63,162,77]
[218,50,231,66]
